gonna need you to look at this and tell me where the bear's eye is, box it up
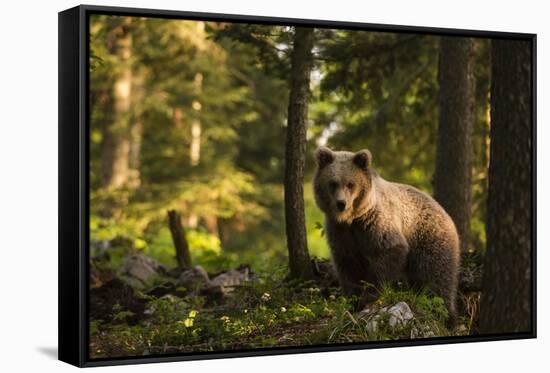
[347,182,355,190]
[329,180,338,190]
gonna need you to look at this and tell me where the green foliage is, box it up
[308,32,440,193]
[378,285,449,323]
[113,310,135,323]
[89,17,489,358]
[89,16,301,274]
[305,186,329,258]
[317,285,451,344]
[90,269,463,358]
[90,16,489,276]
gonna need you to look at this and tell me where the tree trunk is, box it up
[102,18,133,189]
[284,27,315,280]
[127,72,145,189]
[190,72,203,167]
[167,210,192,270]
[201,215,219,237]
[434,37,475,253]
[479,39,532,334]
[127,119,143,189]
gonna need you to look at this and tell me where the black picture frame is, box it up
[59,4,537,367]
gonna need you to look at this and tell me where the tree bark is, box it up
[127,72,145,190]
[127,119,143,189]
[479,39,532,334]
[190,72,203,167]
[284,27,315,280]
[434,37,475,253]
[167,210,192,270]
[102,18,133,189]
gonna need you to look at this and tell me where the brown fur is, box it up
[313,147,460,319]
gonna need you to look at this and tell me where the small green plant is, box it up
[113,310,135,322]
[90,270,463,358]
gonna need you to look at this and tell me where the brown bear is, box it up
[313,147,460,320]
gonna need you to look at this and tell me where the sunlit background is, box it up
[89,15,490,274]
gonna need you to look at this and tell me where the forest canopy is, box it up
[90,16,491,271]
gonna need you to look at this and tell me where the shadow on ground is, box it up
[37,346,57,360]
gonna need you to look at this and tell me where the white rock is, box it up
[386,302,414,327]
[361,301,415,333]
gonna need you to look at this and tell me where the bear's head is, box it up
[313,147,375,224]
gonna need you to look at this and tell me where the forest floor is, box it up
[89,253,481,359]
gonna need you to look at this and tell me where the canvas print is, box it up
[88,14,533,359]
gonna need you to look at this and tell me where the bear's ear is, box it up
[315,147,334,169]
[353,149,372,170]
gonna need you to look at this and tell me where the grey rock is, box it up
[119,253,164,288]
[205,267,251,296]
[211,268,249,287]
[360,301,415,333]
[177,266,211,292]
[386,302,414,327]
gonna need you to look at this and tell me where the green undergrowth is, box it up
[90,268,465,358]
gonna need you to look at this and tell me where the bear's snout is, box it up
[336,200,346,212]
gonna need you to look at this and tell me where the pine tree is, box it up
[284,27,315,280]
[433,37,475,253]
[479,39,532,334]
